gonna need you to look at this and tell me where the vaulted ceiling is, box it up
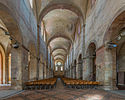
[43,9,78,62]
[37,0,87,64]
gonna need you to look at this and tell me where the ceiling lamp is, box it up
[117,35,121,40]
[120,30,125,36]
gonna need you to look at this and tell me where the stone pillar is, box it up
[68,69,70,78]
[83,58,90,80]
[44,63,47,79]
[22,48,29,88]
[36,25,40,80]
[11,47,23,90]
[77,63,80,79]
[71,66,73,78]
[74,66,76,79]
[104,47,117,90]
[39,61,43,80]
[96,46,117,90]
[76,64,78,79]
[5,53,9,84]
[70,66,72,78]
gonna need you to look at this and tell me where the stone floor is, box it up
[1,79,125,100]
[0,90,23,99]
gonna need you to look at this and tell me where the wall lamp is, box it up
[0,27,10,35]
[12,42,19,49]
[116,29,125,41]
[106,42,117,49]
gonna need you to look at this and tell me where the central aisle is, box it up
[56,78,64,89]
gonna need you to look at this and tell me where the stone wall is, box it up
[0,0,49,89]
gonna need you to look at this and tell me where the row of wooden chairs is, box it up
[24,78,57,90]
[61,78,101,89]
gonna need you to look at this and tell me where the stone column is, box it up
[5,53,9,84]
[22,48,29,89]
[77,63,80,79]
[36,25,40,80]
[70,66,72,78]
[96,46,117,90]
[104,47,117,90]
[71,66,73,78]
[76,63,79,79]
[82,58,90,80]
[39,61,43,80]
[11,47,23,90]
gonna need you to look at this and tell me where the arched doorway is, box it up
[103,11,125,90]
[117,42,125,89]
[0,45,5,84]
[87,43,96,81]
[78,54,82,79]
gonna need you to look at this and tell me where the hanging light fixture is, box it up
[117,35,121,41]
[120,30,125,36]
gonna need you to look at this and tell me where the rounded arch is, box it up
[103,6,125,43]
[38,2,84,25]
[55,58,64,62]
[47,34,73,46]
[55,59,64,64]
[38,2,85,48]
[78,53,82,79]
[78,54,82,61]
[54,55,65,60]
[86,42,96,81]
[0,3,23,43]
[74,59,77,65]
[86,42,96,55]
[102,10,125,90]
[86,40,97,55]
[51,47,67,54]
[54,53,66,58]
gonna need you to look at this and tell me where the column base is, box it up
[101,85,118,90]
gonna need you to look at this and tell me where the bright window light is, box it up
[29,0,33,8]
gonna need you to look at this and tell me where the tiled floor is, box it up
[3,89,125,100]
[1,79,125,100]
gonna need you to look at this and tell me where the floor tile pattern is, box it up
[2,78,125,100]
[3,88,125,100]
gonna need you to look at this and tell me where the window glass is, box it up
[29,0,33,8]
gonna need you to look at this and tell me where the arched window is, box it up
[0,51,3,84]
[87,0,97,17]
[91,0,96,8]
[29,0,33,8]
[41,21,46,42]
[0,45,5,84]
[55,66,58,71]
[61,66,63,71]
